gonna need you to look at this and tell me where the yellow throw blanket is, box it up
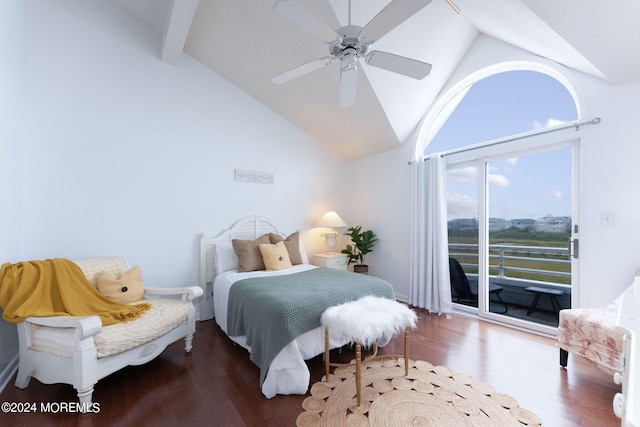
[0,258,151,326]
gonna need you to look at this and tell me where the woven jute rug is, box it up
[296,358,543,427]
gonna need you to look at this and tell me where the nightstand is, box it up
[312,253,348,271]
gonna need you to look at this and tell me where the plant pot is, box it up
[353,265,369,275]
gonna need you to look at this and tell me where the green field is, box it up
[449,228,571,285]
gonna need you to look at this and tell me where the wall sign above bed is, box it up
[234,169,275,184]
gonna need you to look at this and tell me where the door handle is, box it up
[568,238,579,259]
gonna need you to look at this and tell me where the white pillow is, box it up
[607,278,640,311]
[299,238,309,264]
[215,241,239,274]
[609,276,640,310]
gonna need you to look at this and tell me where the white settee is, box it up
[13,256,202,410]
[613,286,640,425]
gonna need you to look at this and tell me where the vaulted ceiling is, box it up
[111,0,640,159]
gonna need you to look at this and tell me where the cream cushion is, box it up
[97,266,145,304]
[29,298,190,358]
[259,241,292,271]
[269,232,303,265]
[29,257,191,358]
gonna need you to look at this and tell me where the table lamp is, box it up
[317,210,347,253]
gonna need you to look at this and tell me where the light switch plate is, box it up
[601,211,615,226]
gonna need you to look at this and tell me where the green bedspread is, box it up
[226,267,395,385]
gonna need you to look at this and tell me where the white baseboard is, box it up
[0,354,18,395]
[198,300,214,321]
[395,293,408,303]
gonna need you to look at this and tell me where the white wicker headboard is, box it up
[199,215,282,320]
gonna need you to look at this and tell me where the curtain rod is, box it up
[408,117,601,164]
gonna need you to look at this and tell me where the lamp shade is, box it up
[317,210,347,228]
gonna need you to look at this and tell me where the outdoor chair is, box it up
[449,257,508,313]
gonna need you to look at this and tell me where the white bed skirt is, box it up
[214,265,352,398]
[226,325,351,398]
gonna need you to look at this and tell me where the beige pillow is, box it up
[97,266,145,304]
[269,232,303,265]
[259,241,292,271]
[232,234,270,272]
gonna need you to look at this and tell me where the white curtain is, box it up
[409,154,452,314]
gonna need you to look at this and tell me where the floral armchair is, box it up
[556,276,639,375]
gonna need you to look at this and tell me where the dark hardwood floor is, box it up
[1,310,621,426]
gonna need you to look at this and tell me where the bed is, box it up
[199,215,396,398]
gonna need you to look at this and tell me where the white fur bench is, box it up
[320,296,417,405]
[14,256,202,411]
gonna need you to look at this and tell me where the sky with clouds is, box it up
[425,70,577,221]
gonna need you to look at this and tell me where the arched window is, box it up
[425,70,578,155]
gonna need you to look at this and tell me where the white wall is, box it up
[16,0,349,290]
[351,35,640,308]
[345,141,415,301]
[0,0,351,392]
[0,0,23,391]
[577,77,640,306]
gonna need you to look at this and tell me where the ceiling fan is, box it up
[271,0,435,108]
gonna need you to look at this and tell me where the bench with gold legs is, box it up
[320,296,417,406]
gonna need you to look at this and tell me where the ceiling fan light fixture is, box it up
[342,47,358,66]
[271,0,434,107]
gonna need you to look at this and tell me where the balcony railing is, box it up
[449,243,571,285]
[449,243,572,326]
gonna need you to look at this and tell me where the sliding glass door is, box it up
[447,140,579,333]
[447,164,480,312]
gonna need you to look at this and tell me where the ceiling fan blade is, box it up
[271,56,334,84]
[339,65,357,108]
[365,50,432,79]
[361,0,432,43]
[273,0,340,44]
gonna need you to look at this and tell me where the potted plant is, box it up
[341,226,378,274]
